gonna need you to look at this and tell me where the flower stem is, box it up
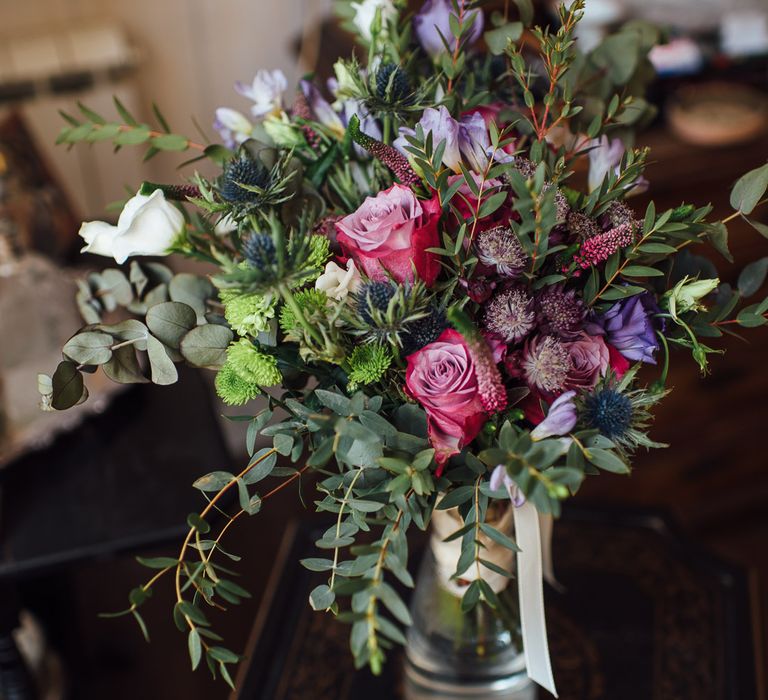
[278,283,325,347]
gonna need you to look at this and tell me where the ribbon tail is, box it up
[513,501,558,698]
[539,513,565,593]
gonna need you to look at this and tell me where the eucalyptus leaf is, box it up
[180,324,233,368]
[146,335,178,385]
[730,162,768,215]
[146,301,197,348]
[62,331,114,366]
[51,361,85,410]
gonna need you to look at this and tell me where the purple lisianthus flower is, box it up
[300,80,343,135]
[531,391,577,440]
[588,293,660,364]
[213,108,253,149]
[394,106,462,171]
[414,0,484,59]
[458,112,514,171]
[588,135,649,196]
[236,69,287,118]
[490,465,525,505]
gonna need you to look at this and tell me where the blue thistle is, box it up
[356,282,396,324]
[243,234,276,269]
[219,155,270,203]
[583,387,634,440]
[401,307,447,356]
[375,63,411,104]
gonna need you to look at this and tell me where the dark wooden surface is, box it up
[234,509,758,700]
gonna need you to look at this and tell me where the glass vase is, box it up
[404,505,536,699]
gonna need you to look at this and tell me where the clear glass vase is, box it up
[404,506,536,699]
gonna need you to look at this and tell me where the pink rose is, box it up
[564,332,609,390]
[405,329,487,469]
[335,184,441,286]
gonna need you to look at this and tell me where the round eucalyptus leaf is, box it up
[180,324,233,368]
[103,345,148,384]
[96,319,149,351]
[51,361,85,410]
[169,273,215,323]
[101,268,134,306]
[63,331,114,366]
[146,301,197,349]
[146,335,179,385]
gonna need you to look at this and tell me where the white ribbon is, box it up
[512,491,558,697]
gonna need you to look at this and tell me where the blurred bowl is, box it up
[667,82,768,147]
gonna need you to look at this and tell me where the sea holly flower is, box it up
[315,259,363,301]
[236,69,288,118]
[530,391,578,440]
[589,293,660,364]
[404,329,487,467]
[414,0,484,59]
[78,189,185,264]
[213,107,253,148]
[335,184,441,286]
[351,0,397,42]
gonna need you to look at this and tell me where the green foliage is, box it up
[347,344,393,390]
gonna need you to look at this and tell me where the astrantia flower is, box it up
[600,201,638,232]
[519,335,572,394]
[530,390,577,440]
[536,285,585,337]
[583,386,633,440]
[566,211,600,241]
[483,288,536,343]
[219,289,277,336]
[589,293,659,364]
[475,226,528,278]
[543,184,570,224]
[236,69,287,119]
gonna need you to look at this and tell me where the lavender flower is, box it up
[531,391,577,440]
[414,0,484,59]
[589,293,659,364]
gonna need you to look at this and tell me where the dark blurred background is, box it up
[0,0,766,698]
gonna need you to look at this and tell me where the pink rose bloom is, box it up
[405,329,487,469]
[335,184,441,286]
[564,332,610,390]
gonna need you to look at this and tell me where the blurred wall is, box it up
[0,0,332,216]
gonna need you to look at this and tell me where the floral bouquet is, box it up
[41,0,768,694]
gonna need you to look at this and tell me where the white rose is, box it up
[79,189,185,264]
[315,259,362,301]
[350,0,396,41]
[236,69,288,119]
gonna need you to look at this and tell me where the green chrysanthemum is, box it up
[347,344,392,390]
[219,289,277,337]
[215,364,261,406]
[226,339,282,386]
[307,235,331,275]
[279,289,329,333]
